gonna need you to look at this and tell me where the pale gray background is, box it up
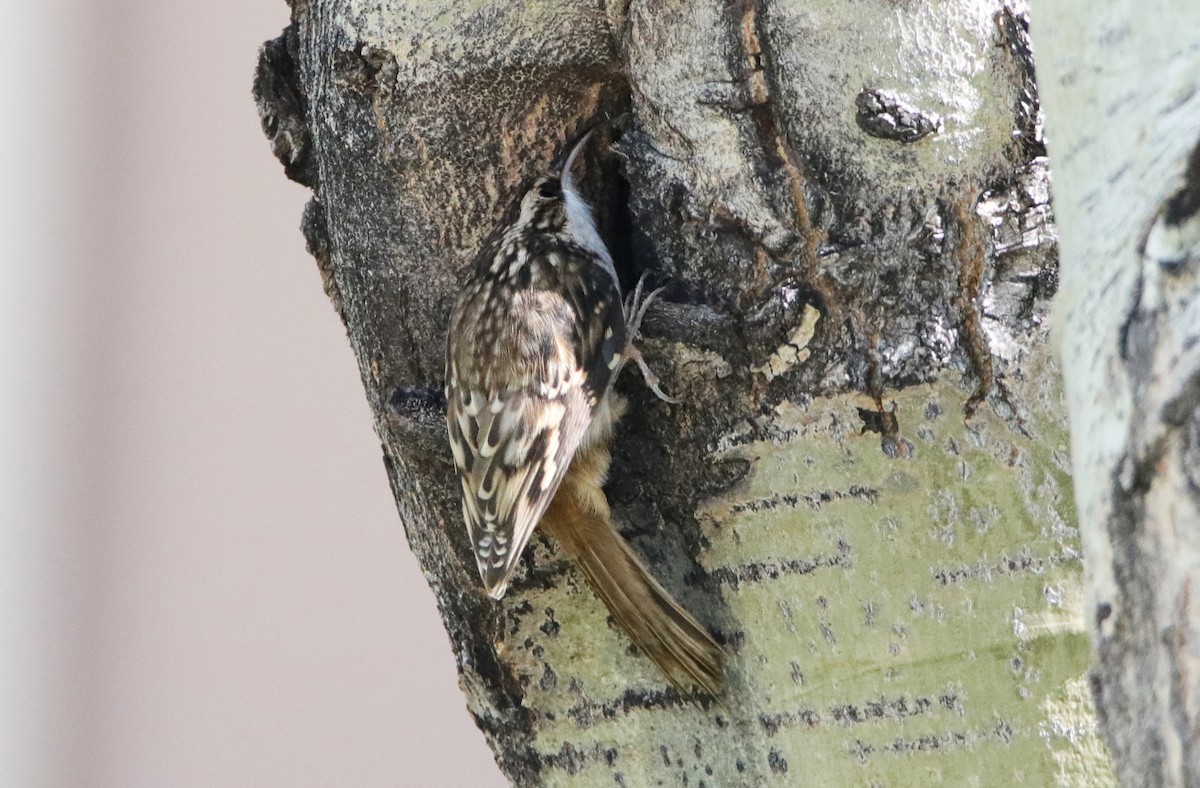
[0,3,502,785]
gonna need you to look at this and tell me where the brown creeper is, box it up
[445,132,725,697]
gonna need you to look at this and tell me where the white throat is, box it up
[562,183,614,268]
[561,140,618,286]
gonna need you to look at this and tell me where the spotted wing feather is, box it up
[446,238,624,599]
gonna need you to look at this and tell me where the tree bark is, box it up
[1032,3,1200,785]
[255,0,1115,783]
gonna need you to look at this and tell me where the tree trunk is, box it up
[1032,3,1200,785]
[254,0,1115,783]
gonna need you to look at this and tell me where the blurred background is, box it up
[1,3,502,785]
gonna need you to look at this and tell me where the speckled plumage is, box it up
[446,174,626,597]
[445,134,725,698]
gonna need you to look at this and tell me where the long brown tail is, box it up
[540,444,726,699]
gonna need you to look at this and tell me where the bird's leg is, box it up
[623,274,678,404]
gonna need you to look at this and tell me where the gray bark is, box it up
[255,0,1113,783]
[1032,3,1200,785]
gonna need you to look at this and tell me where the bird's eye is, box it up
[537,180,562,200]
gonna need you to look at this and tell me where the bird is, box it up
[444,129,725,698]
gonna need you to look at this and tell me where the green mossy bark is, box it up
[486,352,1113,785]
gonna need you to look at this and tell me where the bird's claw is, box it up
[623,274,677,404]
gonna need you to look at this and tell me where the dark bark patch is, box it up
[1140,135,1200,276]
[332,41,398,96]
[858,401,912,459]
[300,197,343,316]
[1163,139,1200,229]
[730,486,879,513]
[539,663,558,691]
[388,385,447,425]
[253,24,315,187]
[709,541,852,590]
[566,685,720,727]
[993,4,1046,160]
[759,692,945,738]
[539,607,561,638]
[847,719,1015,763]
[854,89,942,144]
[930,546,1080,586]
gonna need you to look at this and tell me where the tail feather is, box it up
[541,466,726,699]
[581,546,725,698]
